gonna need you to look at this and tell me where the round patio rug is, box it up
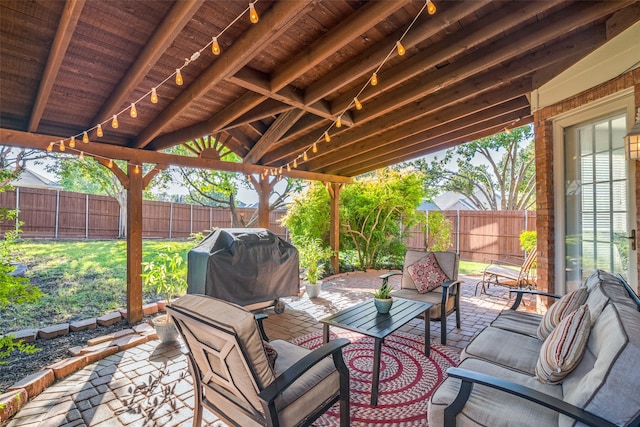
[290,330,459,426]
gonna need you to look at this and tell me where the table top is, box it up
[320,297,433,340]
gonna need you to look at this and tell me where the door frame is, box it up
[552,88,637,293]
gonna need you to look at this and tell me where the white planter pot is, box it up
[152,315,179,343]
[305,281,322,299]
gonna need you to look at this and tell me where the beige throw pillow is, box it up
[537,287,588,340]
[535,304,590,384]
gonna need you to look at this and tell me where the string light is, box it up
[427,0,436,15]
[212,37,221,55]
[354,97,363,110]
[150,87,158,104]
[69,136,75,148]
[59,140,65,152]
[47,142,54,152]
[175,69,183,86]
[324,131,331,142]
[111,115,119,129]
[249,2,259,23]
[312,142,318,153]
[303,151,308,161]
[96,124,103,137]
[287,163,291,172]
[82,131,89,143]
[130,103,137,118]
[370,72,378,86]
[293,158,298,168]
[336,116,342,128]
[134,164,140,174]
[396,41,406,56]
[107,159,113,169]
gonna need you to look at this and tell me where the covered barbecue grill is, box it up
[187,228,299,313]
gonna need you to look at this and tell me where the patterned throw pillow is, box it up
[263,340,278,369]
[407,253,449,294]
[537,287,588,340]
[535,304,590,384]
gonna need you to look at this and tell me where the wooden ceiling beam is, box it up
[327,103,532,176]
[342,1,617,123]
[223,100,293,130]
[270,0,411,92]
[330,0,563,113]
[267,24,604,166]
[0,128,351,183]
[303,0,491,105]
[91,0,204,127]
[244,109,306,164]
[28,0,86,132]
[135,0,310,148]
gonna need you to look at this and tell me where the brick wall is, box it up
[534,69,640,293]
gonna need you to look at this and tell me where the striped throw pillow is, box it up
[535,304,590,384]
[537,287,588,340]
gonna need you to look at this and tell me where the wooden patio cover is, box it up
[1,0,639,321]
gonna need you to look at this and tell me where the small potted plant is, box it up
[373,280,394,314]
[142,248,187,343]
[297,237,332,299]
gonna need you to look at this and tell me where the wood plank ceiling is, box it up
[1,0,639,180]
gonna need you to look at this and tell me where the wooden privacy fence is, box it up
[0,187,535,263]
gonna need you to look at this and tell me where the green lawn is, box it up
[3,240,491,333]
[3,240,193,332]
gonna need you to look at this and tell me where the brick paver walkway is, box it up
[7,271,530,427]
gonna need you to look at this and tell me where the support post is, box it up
[55,190,60,239]
[327,182,343,275]
[250,175,276,230]
[126,163,143,323]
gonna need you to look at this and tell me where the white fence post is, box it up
[55,190,60,239]
[456,210,460,254]
[169,202,173,239]
[85,194,89,239]
[15,187,20,233]
[190,204,193,234]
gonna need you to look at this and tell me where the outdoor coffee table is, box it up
[320,297,433,406]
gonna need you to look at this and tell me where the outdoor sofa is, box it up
[428,270,640,427]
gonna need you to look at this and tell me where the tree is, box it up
[165,137,303,227]
[415,126,536,210]
[280,181,330,243]
[0,146,51,187]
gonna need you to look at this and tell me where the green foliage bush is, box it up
[519,230,537,253]
[295,237,332,283]
[424,211,453,251]
[141,246,188,303]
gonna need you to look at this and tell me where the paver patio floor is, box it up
[7,270,533,427]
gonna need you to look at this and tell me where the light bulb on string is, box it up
[134,164,140,174]
[211,37,221,55]
[303,151,308,161]
[396,41,406,56]
[336,116,342,128]
[278,166,283,174]
[83,131,89,143]
[354,97,362,110]
[107,159,113,169]
[249,2,259,23]
[112,115,119,129]
[371,72,378,86]
[79,151,84,161]
[150,87,158,104]
[324,131,331,142]
[175,69,183,86]
[59,140,65,152]
[96,124,103,137]
[286,163,291,172]
[69,136,75,148]
[293,158,298,168]
[47,142,54,152]
[427,0,436,15]
[312,142,318,153]
[130,103,137,118]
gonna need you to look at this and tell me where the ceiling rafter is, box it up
[244,109,306,164]
[135,0,311,148]
[28,0,86,132]
[91,0,204,127]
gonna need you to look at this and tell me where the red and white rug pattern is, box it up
[290,330,459,426]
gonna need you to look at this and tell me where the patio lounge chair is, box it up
[474,247,537,296]
[379,251,461,345]
[167,294,350,427]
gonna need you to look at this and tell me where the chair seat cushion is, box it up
[269,339,340,426]
[428,357,561,427]
[392,288,454,319]
[407,253,449,293]
[485,265,520,281]
[461,326,542,375]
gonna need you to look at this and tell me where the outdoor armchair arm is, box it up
[258,338,350,404]
[255,313,269,341]
[379,271,403,286]
[444,368,617,427]
[508,289,560,310]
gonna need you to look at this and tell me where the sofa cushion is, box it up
[490,309,542,338]
[537,288,588,340]
[560,303,640,427]
[461,326,542,375]
[535,304,590,384]
[428,357,561,427]
[407,253,448,293]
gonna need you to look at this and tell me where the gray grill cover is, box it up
[187,228,299,306]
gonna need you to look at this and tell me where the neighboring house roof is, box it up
[11,168,62,190]
[417,200,439,211]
